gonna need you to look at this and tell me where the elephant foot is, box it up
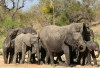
[13,62,16,64]
[40,61,44,65]
[58,61,65,66]
[51,64,57,66]
[20,60,24,64]
[59,62,69,67]
[94,64,100,67]
[86,63,91,66]
[27,61,31,64]
[45,62,49,65]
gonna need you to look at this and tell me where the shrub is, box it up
[2,17,22,33]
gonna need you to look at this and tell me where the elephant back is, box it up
[23,27,37,34]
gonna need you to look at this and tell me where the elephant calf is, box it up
[78,41,100,65]
[13,33,40,64]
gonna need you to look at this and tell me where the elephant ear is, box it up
[64,32,75,46]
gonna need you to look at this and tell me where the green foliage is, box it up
[2,17,22,32]
[66,2,81,14]
[94,35,100,47]
[42,3,53,14]
[0,35,5,49]
[55,13,69,26]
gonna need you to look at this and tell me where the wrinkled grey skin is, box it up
[14,27,37,63]
[3,27,37,64]
[39,23,93,65]
[67,23,94,64]
[3,28,17,64]
[78,41,100,65]
[39,24,86,66]
[14,27,37,36]
[13,33,40,64]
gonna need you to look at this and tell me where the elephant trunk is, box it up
[95,49,100,58]
[3,46,8,64]
[79,41,86,52]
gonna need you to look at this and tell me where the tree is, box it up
[0,0,27,20]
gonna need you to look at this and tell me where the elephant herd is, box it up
[2,23,100,66]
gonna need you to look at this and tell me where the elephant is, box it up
[13,27,37,36]
[38,25,87,66]
[3,28,18,64]
[38,23,93,65]
[77,41,100,65]
[3,27,37,64]
[65,23,94,64]
[13,33,40,64]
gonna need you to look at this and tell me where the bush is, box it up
[55,13,70,26]
[2,17,22,33]
[94,35,100,48]
[0,35,5,49]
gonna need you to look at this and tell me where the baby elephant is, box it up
[78,41,100,65]
[13,33,40,64]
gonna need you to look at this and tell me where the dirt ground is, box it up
[0,55,100,68]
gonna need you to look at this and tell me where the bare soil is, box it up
[0,55,100,68]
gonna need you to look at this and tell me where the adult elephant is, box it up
[65,23,94,64]
[3,27,37,64]
[78,41,100,65]
[3,28,17,64]
[38,25,86,66]
[13,33,40,64]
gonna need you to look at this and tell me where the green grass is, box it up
[0,51,2,55]
[94,35,100,47]
[0,35,5,49]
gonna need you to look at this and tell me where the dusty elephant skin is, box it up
[38,23,87,66]
[13,33,40,64]
[78,41,100,65]
[3,27,37,64]
[3,28,18,64]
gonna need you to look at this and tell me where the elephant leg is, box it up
[47,50,54,65]
[9,52,14,64]
[45,51,50,64]
[27,50,32,64]
[20,44,26,64]
[17,52,22,63]
[56,55,63,65]
[16,53,18,63]
[92,58,97,65]
[31,54,36,63]
[91,51,97,65]
[40,48,46,64]
[77,54,82,64]
[56,56,62,62]
[3,50,8,64]
[82,56,86,65]
[62,44,70,66]
[86,53,91,65]
[70,51,74,64]
[13,52,17,64]
[43,42,54,65]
